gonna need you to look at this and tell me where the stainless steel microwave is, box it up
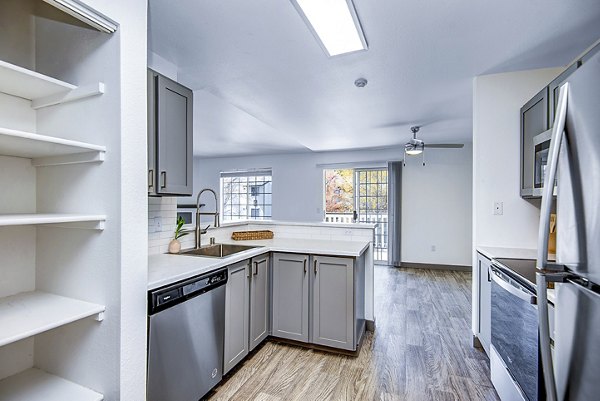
[532,129,556,197]
[176,204,196,228]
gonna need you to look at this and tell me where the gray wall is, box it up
[192,144,473,266]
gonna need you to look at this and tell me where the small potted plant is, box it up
[168,216,189,254]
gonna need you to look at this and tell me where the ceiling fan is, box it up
[404,126,464,166]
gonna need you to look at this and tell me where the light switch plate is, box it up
[494,202,503,215]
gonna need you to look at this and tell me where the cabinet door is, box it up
[312,256,355,350]
[549,63,578,126]
[272,253,309,342]
[224,260,250,374]
[156,74,193,195]
[478,253,492,355]
[147,70,157,195]
[249,254,270,351]
[520,87,549,197]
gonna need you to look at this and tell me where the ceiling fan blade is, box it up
[424,143,464,148]
[373,118,443,130]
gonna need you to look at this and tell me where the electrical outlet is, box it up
[344,229,352,235]
[155,217,162,231]
[494,202,504,216]
[431,245,436,252]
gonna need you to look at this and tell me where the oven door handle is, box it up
[490,265,537,305]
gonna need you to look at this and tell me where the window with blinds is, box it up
[220,169,272,222]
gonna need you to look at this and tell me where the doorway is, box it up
[324,168,389,263]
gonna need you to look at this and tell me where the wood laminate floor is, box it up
[206,266,499,401]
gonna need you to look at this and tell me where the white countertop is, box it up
[220,220,377,230]
[477,246,537,260]
[148,238,370,290]
[477,246,557,261]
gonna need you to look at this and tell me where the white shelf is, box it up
[0,368,103,401]
[0,60,104,109]
[0,127,105,166]
[0,214,106,230]
[0,291,105,348]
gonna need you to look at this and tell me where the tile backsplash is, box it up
[148,197,375,256]
[148,197,192,254]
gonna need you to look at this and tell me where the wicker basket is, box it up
[231,230,274,241]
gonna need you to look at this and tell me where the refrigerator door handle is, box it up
[566,277,600,299]
[536,82,569,401]
[538,83,568,268]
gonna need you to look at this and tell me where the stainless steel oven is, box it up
[490,261,544,401]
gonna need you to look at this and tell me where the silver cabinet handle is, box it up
[148,169,154,190]
[303,259,307,274]
[253,261,259,276]
[314,259,318,274]
[490,265,536,304]
[160,171,167,189]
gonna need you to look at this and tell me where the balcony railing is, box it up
[324,213,389,262]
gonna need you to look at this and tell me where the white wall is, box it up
[148,51,178,81]
[473,67,562,250]
[193,145,473,266]
[81,1,149,399]
[471,67,563,335]
[401,145,473,266]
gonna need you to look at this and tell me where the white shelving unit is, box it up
[0,214,106,230]
[0,5,116,398]
[0,291,105,347]
[0,368,103,401]
[0,59,104,109]
[0,127,106,166]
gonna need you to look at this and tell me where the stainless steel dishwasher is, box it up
[148,268,227,401]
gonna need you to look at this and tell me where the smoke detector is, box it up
[354,78,368,88]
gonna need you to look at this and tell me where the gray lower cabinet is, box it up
[223,260,250,374]
[249,254,270,351]
[477,253,492,355]
[311,256,355,350]
[272,253,309,342]
[148,69,193,196]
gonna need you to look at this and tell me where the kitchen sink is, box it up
[179,243,261,258]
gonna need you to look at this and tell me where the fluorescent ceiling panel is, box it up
[293,0,367,56]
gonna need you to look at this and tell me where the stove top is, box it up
[493,257,538,290]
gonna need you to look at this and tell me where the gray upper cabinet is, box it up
[223,260,250,374]
[311,256,355,351]
[549,63,578,126]
[272,253,309,343]
[520,87,549,198]
[477,253,492,355]
[249,254,270,351]
[148,69,193,196]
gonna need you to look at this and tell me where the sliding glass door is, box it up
[355,169,388,262]
[324,168,389,263]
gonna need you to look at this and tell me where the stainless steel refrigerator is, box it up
[537,46,600,401]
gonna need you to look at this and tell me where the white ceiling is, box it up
[148,0,600,157]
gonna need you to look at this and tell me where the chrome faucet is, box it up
[194,188,220,249]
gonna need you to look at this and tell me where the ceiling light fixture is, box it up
[291,0,368,57]
[405,145,423,155]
